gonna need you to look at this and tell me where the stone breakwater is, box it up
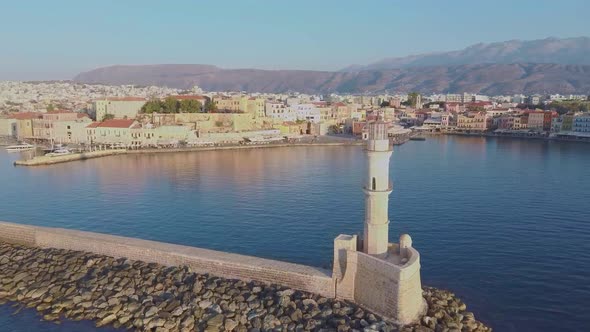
[0,243,491,332]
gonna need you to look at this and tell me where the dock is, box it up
[13,150,127,167]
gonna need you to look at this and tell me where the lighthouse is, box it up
[331,115,425,324]
[363,117,392,257]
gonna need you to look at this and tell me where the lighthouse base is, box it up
[332,234,426,325]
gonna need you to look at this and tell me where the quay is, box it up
[13,150,127,167]
[12,141,364,167]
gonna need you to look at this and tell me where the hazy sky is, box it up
[2,0,589,80]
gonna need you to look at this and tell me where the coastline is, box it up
[12,141,364,167]
[0,221,492,332]
[127,141,364,155]
[440,131,590,143]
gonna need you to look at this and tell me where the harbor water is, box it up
[0,136,589,332]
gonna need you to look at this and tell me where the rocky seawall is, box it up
[0,242,491,332]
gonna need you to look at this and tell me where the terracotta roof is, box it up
[86,122,101,128]
[172,95,206,100]
[103,97,146,102]
[9,112,43,120]
[46,110,73,114]
[77,113,90,119]
[96,119,136,128]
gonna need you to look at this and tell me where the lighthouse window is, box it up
[372,177,376,190]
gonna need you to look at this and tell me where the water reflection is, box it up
[1,138,590,332]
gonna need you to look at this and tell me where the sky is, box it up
[1,0,589,80]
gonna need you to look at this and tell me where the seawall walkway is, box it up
[0,221,492,331]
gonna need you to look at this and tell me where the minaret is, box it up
[363,117,392,257]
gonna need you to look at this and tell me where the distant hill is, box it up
[341,37,590,71]
[74,63,590,95]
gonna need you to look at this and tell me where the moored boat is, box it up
[45,147,73,157]
[5,143,35,152]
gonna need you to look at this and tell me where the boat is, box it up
[5,143,35,152]
[43,143,65,153]
[409,137,426,141]
[45,147,73,157]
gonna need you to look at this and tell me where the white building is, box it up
[293,104,321,123]
[265,101,297,122]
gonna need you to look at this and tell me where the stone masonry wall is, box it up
[352,251,425,325]
[0,221,334,298]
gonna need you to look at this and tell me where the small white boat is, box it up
[45,148,73,157]
[5,143,35,152]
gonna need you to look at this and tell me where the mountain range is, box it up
[74,37,590,95]
[340,37,590,71]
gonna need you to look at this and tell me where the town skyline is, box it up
[2,0,589,80]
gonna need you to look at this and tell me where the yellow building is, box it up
[456,112,490,131]
[12,113,42,140]
[245,97,266,117]
[52,117,93,144]
[92,97,146,121]
[213,96,242,112]
[0,118,17,137]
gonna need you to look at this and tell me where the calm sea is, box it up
[0,136,589,332]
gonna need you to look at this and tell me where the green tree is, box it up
[549,100,590,115]
[179,99,202,113]
[163,97,179,113]
[407,92,420,108]
[47,104,55,112]
[141,99,163,114]
[380,101,390,107]
[204,99,218,113]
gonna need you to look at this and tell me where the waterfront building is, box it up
[92,97,146,121]
[423,118,442,129]
[90,119,138,147]
[441,112,456,128]
[527,111,545,130]
[0,118,17,137]
[456,112,490,131]
[551,116,563,133]
[52,117,93,144]
[573,113,590,133]
[31,111,84,141]
[561,113,575,131]
[12,112,42,140]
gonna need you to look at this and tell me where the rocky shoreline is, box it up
[0,242,491,332]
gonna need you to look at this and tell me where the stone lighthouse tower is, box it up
[332,116,425,324]
[363,117,393,257]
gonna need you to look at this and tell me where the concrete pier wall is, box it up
[0,221,334,298]
[13,150,126,166]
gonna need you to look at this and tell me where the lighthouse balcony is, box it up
[362,181,393,194]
